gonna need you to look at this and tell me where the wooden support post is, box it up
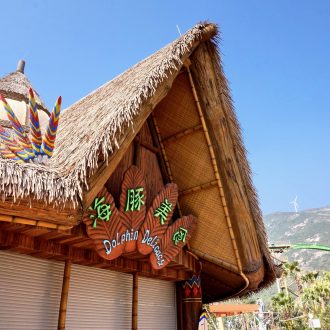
[132,272,138,330]
[58,260,72,330]
[178,275,202,330]
[176,282,184,330]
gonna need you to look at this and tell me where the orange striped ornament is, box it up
[0,125,30,161]
[0,142,24,162]
[0,94,34,159]
[41,96,61,157]
[28,88,42,155]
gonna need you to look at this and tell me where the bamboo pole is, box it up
[151,114,183,217]
[132,273,138,330]
[58,260,72,330]
[185,62,250,293]
[179,180,218,196]
[161,124,202,144]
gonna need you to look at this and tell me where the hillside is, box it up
[264,206,330,270]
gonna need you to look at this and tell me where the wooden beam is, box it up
[209,304,259,315]
[147,117,171,185]
[132,273,138,330]
[161,124,202,144]
[133,134,142,165]
[0,214,73,231]
[134,136,159,154]
[179,180,218,197]
[0,229,198,281]
[58,260,72,330]
[0,197,80,226]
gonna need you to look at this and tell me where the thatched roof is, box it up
[0,23,269,262]
[0,22,275,298]
[0,70,49,114]
[0,23,216,204]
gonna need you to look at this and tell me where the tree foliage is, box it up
[272,262,330,330]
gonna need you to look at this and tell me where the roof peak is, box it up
[16,60,25,74]
[0,61,49,114]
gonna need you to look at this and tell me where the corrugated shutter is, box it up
[0,251,64,330]
[66,264,133,330]
[138,277,177,330]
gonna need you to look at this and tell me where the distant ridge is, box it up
[264,206,330,270]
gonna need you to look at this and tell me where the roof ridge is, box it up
[0,69,49,113]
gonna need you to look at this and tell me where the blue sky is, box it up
[1,0,329,214]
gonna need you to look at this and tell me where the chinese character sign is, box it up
[154,198,172,225]
[83,187,126,261]
[125,188,145,212]
[89,196,112,228]
[83,166,197,270]
[172,227,188,245]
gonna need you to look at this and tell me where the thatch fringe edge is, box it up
[0,24,213,207]
[202,34,274,276]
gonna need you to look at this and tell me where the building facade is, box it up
[0,23,275,330]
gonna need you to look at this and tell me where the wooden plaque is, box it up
[83,166,197,269]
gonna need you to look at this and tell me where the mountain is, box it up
[264,206,330,270]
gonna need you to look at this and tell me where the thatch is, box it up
[0,22,275,293]
[0,23,273,274]
[189,39,274,277]
[0,71,49,114]
[0,23,216,205]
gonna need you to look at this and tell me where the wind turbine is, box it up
[290,196,299,213]
[176,24,182,36]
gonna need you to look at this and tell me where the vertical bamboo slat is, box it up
[132,272,138,330]
[58,260,72,330]
[150,114,183,217]
[184,62,250,292]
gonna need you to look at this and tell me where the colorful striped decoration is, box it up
[0,126,30,161]
[0,92,62,163]
[28,88,42,155]
[0,94,34,159]
[41,96,61,157]
[0,142,24,163]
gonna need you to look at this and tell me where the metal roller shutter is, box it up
[0,251,64,330]
[138,277,177,330]
[66,264,133,330]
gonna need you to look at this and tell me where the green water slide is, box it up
[291,243,330,252]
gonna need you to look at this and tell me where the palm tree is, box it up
[301,271,319,288]
[301,272,330,328]
[272,292,296,329]
[283,261,303,293]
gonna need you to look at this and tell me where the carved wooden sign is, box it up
[83,166,197,269]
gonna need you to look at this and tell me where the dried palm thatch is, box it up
[0,23,270,268]
[0,23,216,205]
[0,22,275,289]
[189,38,274,282]
[0,71,49,114]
